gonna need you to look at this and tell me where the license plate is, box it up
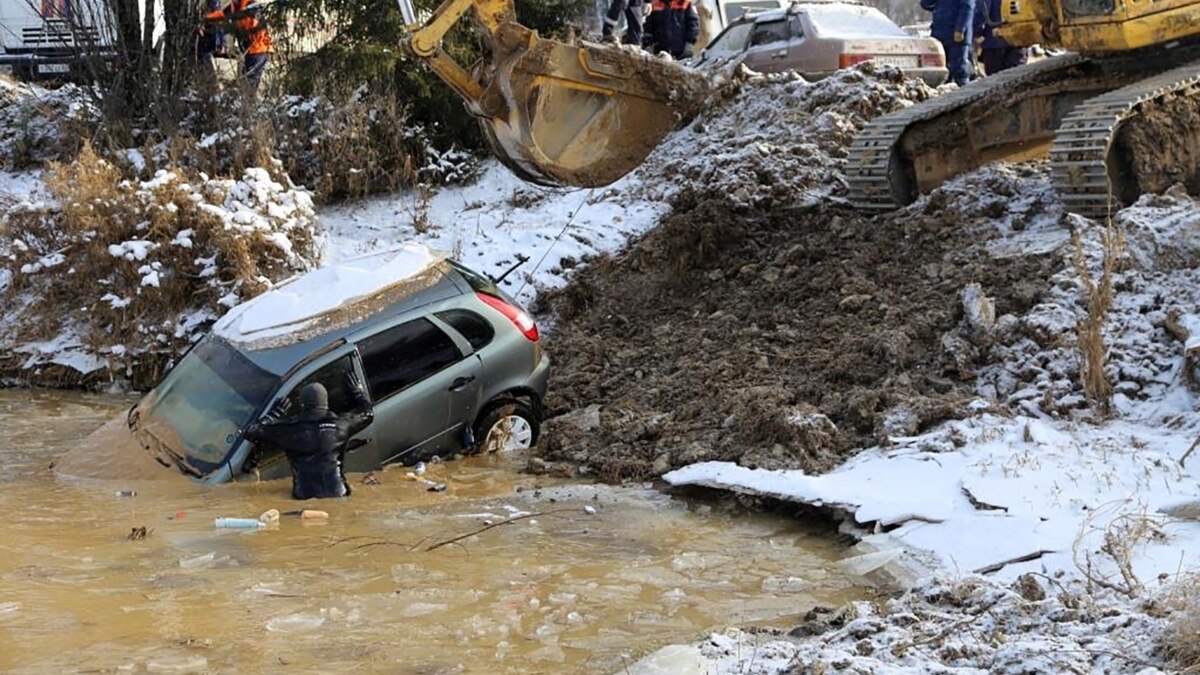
[38,63,69,74]
[872,55,920,68]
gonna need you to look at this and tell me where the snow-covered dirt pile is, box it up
[635,63,938,210]
[0,147,318,387]
[0,76,97,169]
[977,185,1200,416]
[632,574,1195,674]
[538,163,1062,480]
[660,176,1200,581]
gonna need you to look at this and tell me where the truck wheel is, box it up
[473,401,539,454]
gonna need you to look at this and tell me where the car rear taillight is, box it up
[477,292,539,342]
[921,52,945,67]
[839,54,874,68]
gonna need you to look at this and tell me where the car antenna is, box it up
[491,254,530,285]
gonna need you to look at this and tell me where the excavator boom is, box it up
[397,0,710,188]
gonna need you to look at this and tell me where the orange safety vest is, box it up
[205,0,274,55]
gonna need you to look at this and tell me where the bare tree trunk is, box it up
[110,0,152,119]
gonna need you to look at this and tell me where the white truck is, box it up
[0,0,119,81]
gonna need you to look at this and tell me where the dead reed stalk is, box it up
[1071,218,1124,417]
[1156,573,1200,672]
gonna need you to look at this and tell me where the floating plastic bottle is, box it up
[299,509,328,520]
[259,509,280,524]
[214,517,265,529]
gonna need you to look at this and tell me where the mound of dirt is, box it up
[538,162,1063,480]
[630,63,939,209]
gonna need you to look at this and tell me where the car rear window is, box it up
[357,318,463,400]
[436,309,495,351]
[803,5,907,39]
[448,259,498,295]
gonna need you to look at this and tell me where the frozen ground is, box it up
[650,181,1200,674]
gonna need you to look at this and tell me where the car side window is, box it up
[706,23,753,58]
[750,19,789,47]
[788,15,804,38]
[285,355,359,415]
[357,318,464,401]
[435,309,495,351]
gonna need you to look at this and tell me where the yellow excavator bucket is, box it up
[400,0,709,188]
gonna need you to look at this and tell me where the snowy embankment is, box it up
[663,185,1200,585]
[317,160,671,308]
[646,183,1200,672]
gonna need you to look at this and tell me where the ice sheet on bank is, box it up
[213,243,441,347]
[666,413,1200,580]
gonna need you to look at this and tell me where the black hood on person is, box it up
[298,383,329,421]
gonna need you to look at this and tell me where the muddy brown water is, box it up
[0,389,865,674]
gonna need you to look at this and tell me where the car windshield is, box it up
[141,338,278,475]
[705,22,753,58]
[804,5,907,38]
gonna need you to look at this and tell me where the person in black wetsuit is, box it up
[245,373,373,499]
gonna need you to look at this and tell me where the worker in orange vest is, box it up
[204,0,274,93]
[642,0,699,60]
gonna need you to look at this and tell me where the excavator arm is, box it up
[396,0,710,187]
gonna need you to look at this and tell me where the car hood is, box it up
[54,413,191,481]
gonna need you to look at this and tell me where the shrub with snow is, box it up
[0,145,319,387]
[0,76,99,169]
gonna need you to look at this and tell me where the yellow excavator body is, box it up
[999,0,1200,52]
[848,0,1200,216]
[400,0,709,188]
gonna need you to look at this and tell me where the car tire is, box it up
[473,400,540,454]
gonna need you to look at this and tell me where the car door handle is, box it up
[772,50,787,58]
[448,375,476,391]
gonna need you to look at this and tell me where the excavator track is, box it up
[847,53,1088,212]
[1050,59,1200,218]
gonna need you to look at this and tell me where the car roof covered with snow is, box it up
[211,243,466,375]
[730,0,875,26]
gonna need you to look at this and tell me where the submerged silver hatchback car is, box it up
[89,244,550,484]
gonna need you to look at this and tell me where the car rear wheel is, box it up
[474,401,540,454]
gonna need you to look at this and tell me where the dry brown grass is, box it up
[1071,219,1125,417]
[1073,507,1164,598]
[270,82,425,202]
[1,143,316,387]
[1157,573,1200,672]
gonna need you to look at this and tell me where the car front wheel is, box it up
[474,401,540,454]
